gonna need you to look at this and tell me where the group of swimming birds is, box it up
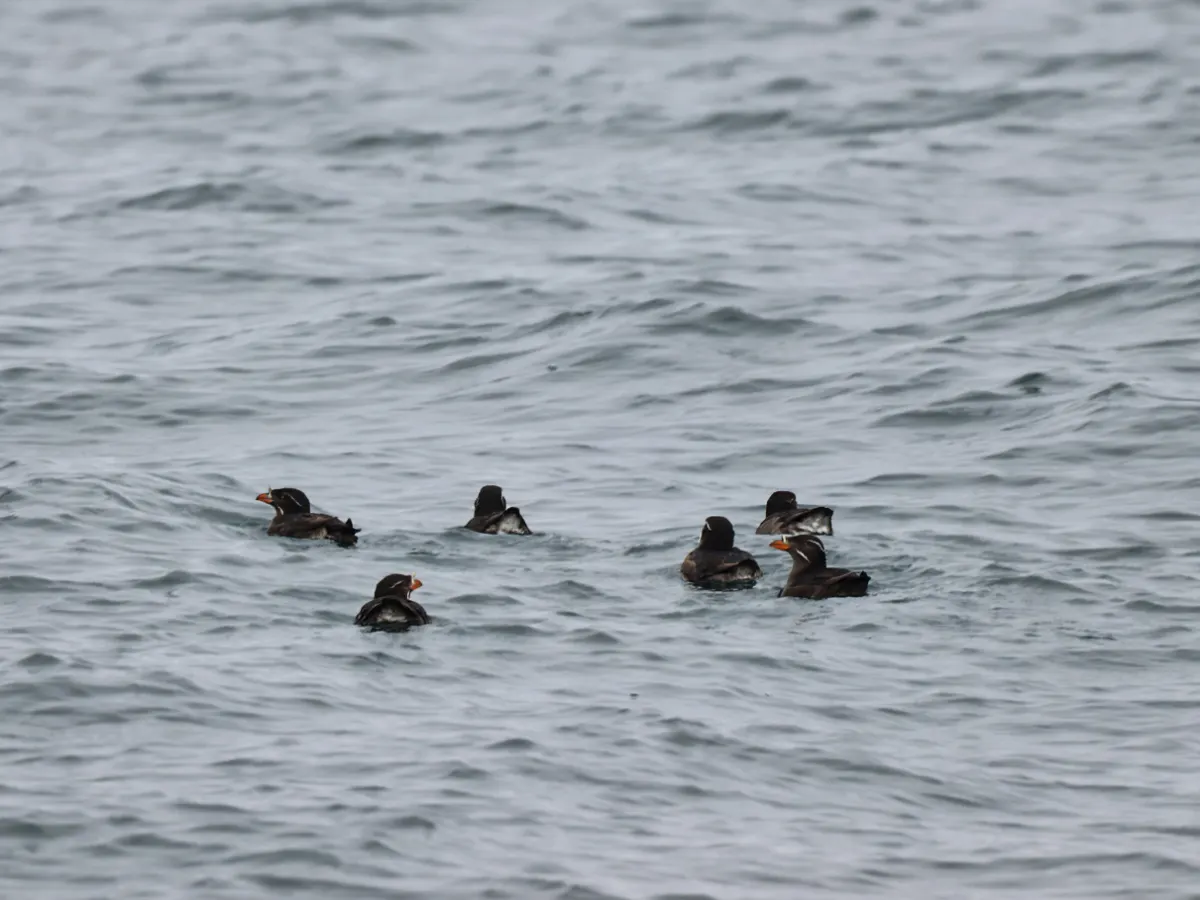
[254,484,872,633]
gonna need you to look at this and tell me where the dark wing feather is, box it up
[355,595,430,629]
[682,548,763,584]
[755,506,834,536]
[354,597,383,626]
[465,508,532,535]
[680,552,701,583]
[397,596,431,625]
[820,569,870,597]
[269,513,358,545]
[493,508,532,535]
[781,567,870,599]
[328,516,360,546]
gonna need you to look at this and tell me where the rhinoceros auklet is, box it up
[755,490,834,536]
[680,516,763,588]
[769,535,870,599]
[464,484,532,535]
[355,574,429,632]
[255,487,360,547]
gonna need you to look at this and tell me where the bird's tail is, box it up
[333,518,361,546]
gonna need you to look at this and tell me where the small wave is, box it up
[544,580,605,601]
[1054,542,1163,561]
[712,652,819,671]
[1125,599,1200,615]
[0,185,39,208]
[133,570,195,589]
[568,628,621,646]
[1117,335,1200,353]
[1137,510,1200,522]
[599,297,675,319]
[760,75,822,95]
[840,6,879,24]
[626,12,742,30]
[661,719,726,748]
[0,365,55,383]
[487,737,538,751]
[438,350,528,373]
[339,35,424,54]
[874,389,1025,428]
[622,206,697,225]
[463,623,548,638]
[865,365,964,398]
[844,621,882,633]
[954,277,1149,330]
[984,573,1088,595]
[686,108,792,134]
[679,376,822,398]
[324,127,446,153]
[738,181,866,206]
[623,540,681,557]
[0,575,68,593]
[446,593,522,607]
[679,279,753,298]
[526,309,595,336]
[0,325,58,348]
[175,802,248,820]
[228,847,344,869]
[136,86,250,108]
[554,342,656,373]
[40,6,107,23]
[670,56,754,82]
[409,200,591,232]
[408,333,492,357]
[223,0,459,24]
[645,304,810,338]
[374,816,436,834]
[1007,371,1053,394]
[821,88,1085,138]
[1030,49,1164,78]
[0,817,85,841]
[116,181,339,214]
[445,762,489,780]
[480,202,590,232]
[17,652,61,670]
[1087,381,1136,402]
[116,832,199,851]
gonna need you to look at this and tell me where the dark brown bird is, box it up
[464,484,532,535]
[680,516,763,588]
[355,574,429,632]
[769,535,870,599]
[255,487,360,547]
[755,490,834,536]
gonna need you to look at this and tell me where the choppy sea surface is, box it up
[3,1,1200,897]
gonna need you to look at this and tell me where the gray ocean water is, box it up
[3,0,1200,897]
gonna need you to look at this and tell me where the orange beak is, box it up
[769,539,790,551]
[410,578,423,590]
[255,492,272,505]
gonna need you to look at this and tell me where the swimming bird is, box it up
[769,535,869,599]
[255,487,360,547]
[755,490,834,536]
[464,484,532,535]
[355,574,429,632]
[680,516,763,588]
